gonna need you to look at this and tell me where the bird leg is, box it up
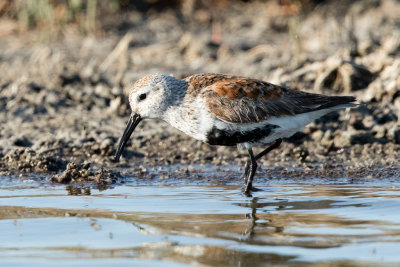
[255,138,282,161]
[244,148,258,195]
[243,139,283,195]
[243,160,251,180]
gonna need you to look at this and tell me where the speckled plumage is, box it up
[116,73,356,194]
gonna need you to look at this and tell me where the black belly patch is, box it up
[206,124,279,146]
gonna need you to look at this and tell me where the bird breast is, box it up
[162,100,214,143]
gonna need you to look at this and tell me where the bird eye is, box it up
[138,93,147,101]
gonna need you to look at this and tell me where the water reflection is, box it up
[0,181,400,265]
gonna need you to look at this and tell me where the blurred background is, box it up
[0,0,399,179]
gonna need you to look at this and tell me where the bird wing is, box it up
[184,73,355,124]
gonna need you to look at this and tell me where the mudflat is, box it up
[0,0,399,187]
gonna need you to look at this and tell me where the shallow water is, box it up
[1,176,400,266]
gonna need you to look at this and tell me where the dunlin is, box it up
[115,73,356,194]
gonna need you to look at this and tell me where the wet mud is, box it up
[0,0,400,186]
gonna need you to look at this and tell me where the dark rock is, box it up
[351,119,365,130]
[59,73,83,87]
[13,137,32,147]
[28,82,43,93]
[350,132,387,145]
[389,126,400,144]
[374,112,398,125]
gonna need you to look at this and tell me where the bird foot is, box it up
[248,185,263,192]
[243,185,263,197]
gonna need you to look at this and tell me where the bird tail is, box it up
[320,95,357,110]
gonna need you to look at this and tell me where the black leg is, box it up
[243,160,250,182]
[244,148,257,194]
[243,139,283,195]
[255,138,282,160]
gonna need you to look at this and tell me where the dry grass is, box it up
[0,0,120,39]
[0,0,321,39]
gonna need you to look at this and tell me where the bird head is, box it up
[114,74,186,161]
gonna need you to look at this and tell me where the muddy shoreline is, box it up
[1,0,399,187]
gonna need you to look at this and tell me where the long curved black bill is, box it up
[114,113,142,162]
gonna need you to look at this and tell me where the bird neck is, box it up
[159,79,188,113]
